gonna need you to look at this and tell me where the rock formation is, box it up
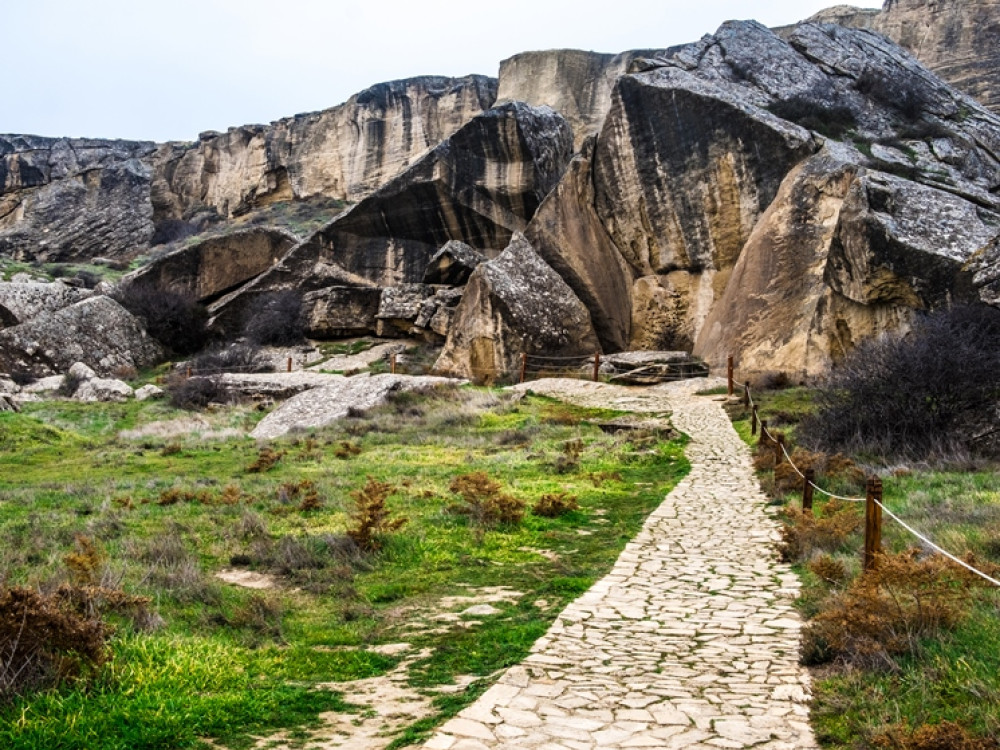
[0,295,164,377]
[0,282,93,327]
[434,233,600,380]
[125,227,298,303]
[209,102,573,335]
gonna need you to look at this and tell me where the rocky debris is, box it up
[22,376,63,394]
[0,394,17,412]
[294,285,380,339]
[604,351,709,384]
[135,384,165,401]
[0,295,164,378]
[210,102,573,332]
[250,373,464,439]
[125,227,298,303]
[434,233,600,380]
[214,371,345,401]
[151,75,498,221]
[376,285,437,337]
[0,136,157,263]
[0,281,93,327]
[422,241,486,286]
[74,377,134,402]
[497,48,668,150]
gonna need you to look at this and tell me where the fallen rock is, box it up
[67,362,98,382]
[434,233,601,381]
[0,282,93,327]
[376,285,438,337]
[300,285,382,338]
[0,296,164,378]
[74,378,134,403]
[216,371,345,401]
[250,374,464,439]
[422,241,486,286]
[124,227,298,303]
[135,384,165,401]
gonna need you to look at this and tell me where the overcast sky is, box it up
[5,1,881,143]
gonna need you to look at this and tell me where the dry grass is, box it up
[779,499,864,563]
[873,721,1000,749]
[531,493,580,518]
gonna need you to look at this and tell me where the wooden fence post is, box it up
[593,352,601,383]
[390,353,397,375]
[751,405,758,437]
[803,469,815,515]
[186,366,192,379]
[864,477,884,572]
[743,381,750,408]
[773,433,785,468]
[727,355,734,396]
[519,353,527,385]
[287,357,293,373]
[759,419,769,447]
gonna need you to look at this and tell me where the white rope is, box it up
[781,442,805,478]
[874,499,1000,587]
[808,482,866,503]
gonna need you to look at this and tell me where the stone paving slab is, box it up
[422,378,817,749]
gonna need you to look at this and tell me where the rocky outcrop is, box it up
[0,136,157,263]
[0,296,164,377]
[497,49,666,149]
[125,228,298,303]
[209,102,573,334]
[301,286,383,338]
[151,76,498,221]
[422,241,486,285]
[876,0,1000,115]
[250,373,463,439]
[0,282,93,327]
[434,233,600,380]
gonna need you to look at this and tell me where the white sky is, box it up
[4,0,882,143]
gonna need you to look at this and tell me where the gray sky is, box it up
[5,0,881,143]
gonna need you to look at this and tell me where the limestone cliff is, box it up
[151,75,498,220]
[497,49,665,150]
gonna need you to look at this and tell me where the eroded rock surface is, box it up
[0,282,93,327]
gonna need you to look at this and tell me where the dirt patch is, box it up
[215,569,278,589]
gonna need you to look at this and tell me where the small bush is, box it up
[448,472,525,527]
[531,493,580,518]
[334,441,362,459]
[150,219,200,246]
[57,370,85,398]
[113,283,208,356]
[244,291,304,346]
[227,593,285,641]
[189,344,274,375]
[779,498,863,563]
[798,306,1000,460]
[166,373,226,410]
[802,550,980,668]
[873,721,999,750]
[808,554,849,586]
[247,447,284,473]
[346,477,407,552]
[856,67,928,121]
[768,96,858,138]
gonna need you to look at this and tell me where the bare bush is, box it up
[243,291,304,346]
[778,498,863,563]
[189,344,273,375]
[798,306,1000,460]
[113,283,208,356]
[346,478,407,551]
[531,493,580,518]
[448,472,525,527]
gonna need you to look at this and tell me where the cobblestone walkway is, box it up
[423,379,817,749]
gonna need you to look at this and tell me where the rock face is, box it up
[434,233,600,380]
[151,75,498,221]
[125,228,298,303]
[209,102,573,334]
[0,136,157,262]
[0,296,164,377]
[422,241,486,285]
[497,49,666,149]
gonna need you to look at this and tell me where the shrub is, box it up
[346,477,407,552]
[448,472,525,527]
[113,283,208,355]
[856,67,928,121]
[873,721,999,750]
[150,219,200,246]
[768,96,858,139]
[247,447,284,473]
[166,374,226,410]
[778,498,863,563]
[531,493,580,518]
[802,550,981,668]
[798,306,1000,460]
[243,291,304,346]
[189,344,274,375]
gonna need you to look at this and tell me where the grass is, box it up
[731,384,1000,747]
[0,385,689,748]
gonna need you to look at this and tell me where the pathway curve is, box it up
[422,378,817,750]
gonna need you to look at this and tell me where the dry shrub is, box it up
[541,406,581,426]
[802,550,981,668]
[218,485,242,505]
[160,442,182,456]
[167,374,226,410]
[874,721,999,750]
[553,439,584,474]
[247,447,284,473]
[298,485,323,512]
[531,493,580,518]
[751,371,793,391]
[779,498,863,563]
[277,480,314,505]
[588,471,623,487]
[227,593,285,640]
[157,488,213,506]
[347,477,407,552]
[64,536,105,585]
[808,554,849,586]
[334,441,362,459]
[448,472,525,527]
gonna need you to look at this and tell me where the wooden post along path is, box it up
[864,477,884,572]
[727,355,735,396]
[802,469,815,515]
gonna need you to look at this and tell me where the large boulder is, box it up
[434,233,600,381]
[125,227,298,303]
[422,241,486,286]
[0,282,93,327]
[301,286,383,338]
[210,102,574,330]
[0,296,164,377]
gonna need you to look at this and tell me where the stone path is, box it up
[422,378,817,750]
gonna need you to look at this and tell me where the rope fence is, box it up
[727,356,1000,586]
